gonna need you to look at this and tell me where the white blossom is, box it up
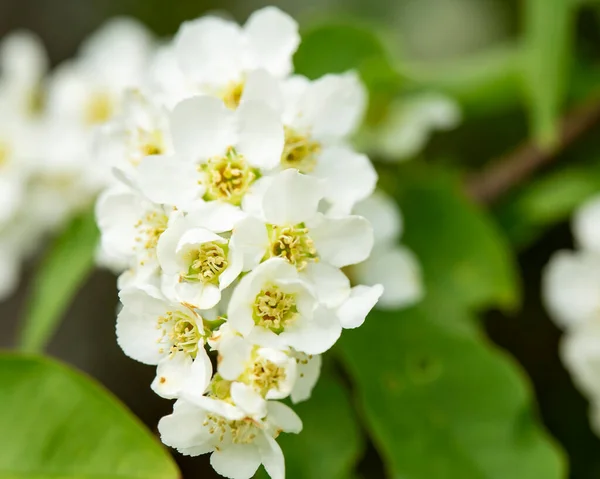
[116,285,212,399]
[159,398,301,479]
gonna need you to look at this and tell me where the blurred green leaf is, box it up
[496,163,600,247]
[295,21,397,84]
[393,167,520,311]
[255,368,363,479]
[0,353,179,479]
[338,305,566,479]
[523,0,575,147]
[402,44,522,116]
[19,210,99,353]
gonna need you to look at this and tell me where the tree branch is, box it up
[465,96,600,204]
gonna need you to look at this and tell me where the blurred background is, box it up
[1,0,600,478]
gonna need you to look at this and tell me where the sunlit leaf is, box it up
[0,353,179,479]
[338,305,567,479]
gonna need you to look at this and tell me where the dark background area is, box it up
[1,0,599,477]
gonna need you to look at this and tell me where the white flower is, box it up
[561,320,600,399]
[159,397,301,479]
[46,17,155,128]
[573,194,600,253]
[116,285,212,399]
[227,258,342,355]
[236,169,374,272]
[94,88,173,185]
[217,334,297,404]
[360,92,461,161]
[95,184,175,273]
[247,71,376,214]
[350,191,424,309]
[0,30,47,117]
[136,95,283,209]
[542,250,600,330]
[174,6,299,108]
[157,202,247,309]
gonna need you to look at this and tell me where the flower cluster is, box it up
[93,7,421,479]
[0,18,156,298]
[544,194,600,434]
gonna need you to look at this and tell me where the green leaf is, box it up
[495,163,600,247]
[393,167,520,311]
[338,306,567,479]
[523,0,575,147]
[295,21,396,83]
[402,44,522,116]
[255,368,363,479]
[19,210,99,353]
[0,353,179,479]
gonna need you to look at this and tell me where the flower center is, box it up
[248,356,287,396]
[253,285,298,333]
[26,86,45,117]
[85,91,114,125]
[203,414,258,444]
[134,209,169,263]
[201,148,256,205]
[182,241,229,284]
[157,309,203,358]
[0,140,10,168]
[220,80,245,110]
[268,224,317,270]
[281,126,321,173]
[129,128,165,166]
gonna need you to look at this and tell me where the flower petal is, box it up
[280,306,341,355]
[353,246,423,310]
[352,190,403,245]
[116,288,167,364]
[309,214,374,268]
[231,216,269,272]
[241,69,283,113]
[136,154,200,207]
[175,16,245,86]
[296,72,366,140]
[300,262,350,308]
[574,195,600,253]
[158,400,214,456]
[218,335,254,380]
[336,284,383,329]
[291,353,322,404]
[262,169,324,225]
[257,434,285,479]
[543,250,600,329]
[266,401,303,434]
[235,100,283,170]
[186,201,247,233]
[231,382,267,419]
[210,444,262,479]
[313,146,377,215]
[151,352,193,399]
[244,6,300,78]
[170,95,235,160]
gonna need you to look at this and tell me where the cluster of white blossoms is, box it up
[0,18,156,299]
[544,194,600,435]
[92,7,422,479]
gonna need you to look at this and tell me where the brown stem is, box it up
[466,96,600,204]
